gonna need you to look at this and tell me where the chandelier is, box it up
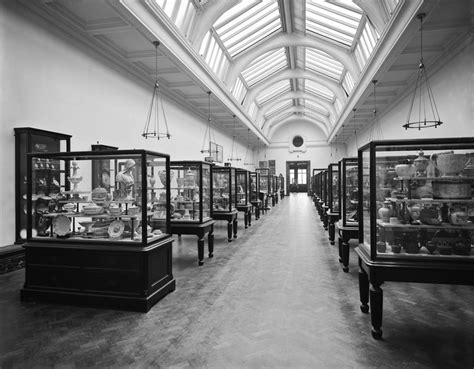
[142,41,171,139]
[403,13,443,130]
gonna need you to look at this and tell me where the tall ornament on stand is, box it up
[142,41,171,140]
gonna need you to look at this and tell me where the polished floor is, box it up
[1,193,473,368]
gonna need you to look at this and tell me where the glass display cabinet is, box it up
[321,170,329,229]
[279,174,285,199]
[236,169,252,228]
[14,127,71,244]
[169,161,215,266]
[356,138,474,339]
[256,167,271,213]
[250,171,261,220]
[21,149,175,312]
[212,165,238,242]
[272,175,279,206]
[337,157,359,272]
[327,163,340,245]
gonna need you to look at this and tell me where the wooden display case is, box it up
[356,138,474,339]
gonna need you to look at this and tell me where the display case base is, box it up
[212,210,238,242]
[0,245,25,274]
[170,220,215,266]
[21,238,175,312]
[337,223,358,272]
[236,204,252,228]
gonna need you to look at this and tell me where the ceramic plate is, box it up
[108,220,125,238]
[53,215,70,236]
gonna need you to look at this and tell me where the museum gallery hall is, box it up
[0,0,473,368]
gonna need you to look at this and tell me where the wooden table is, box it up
[213,210,238,242]
[170,219,215,266]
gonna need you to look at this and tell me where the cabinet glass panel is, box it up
[358,138,474,260]
[321,170,328,204]
[250,171,260,202]
[212,166,237,212]
[279,175,284,194]
[340,157,358,227]
[26,150,170,245]
[169,161,212,223]
[328,163,339,214]
[256,168,270,194]
[236,169,250,206]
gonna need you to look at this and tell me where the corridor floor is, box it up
[1,193,473,368]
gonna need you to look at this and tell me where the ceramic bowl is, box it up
[63,203,76,212]
[127,206,140,215]
[436,153,470,176]
[108,206,122,216]
[83,204,103,215]
[394,164,415,179]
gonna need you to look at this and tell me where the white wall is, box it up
[346,42,474,155]
[261,120,347,191]
[0,1,247,246]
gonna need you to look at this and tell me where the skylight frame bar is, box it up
[306,4,360,32]
[216,1,273,35]
[306,24,353,46]
[308,0,362,21]
[304,100,330,116]
[305,80,335,102]
[242,48,287,86]
[305,48,343,80]
[214,0,258,29]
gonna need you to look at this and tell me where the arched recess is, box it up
[263,107,330,137]
[244,69,346,111]
[256,91,337,124]
[226,33,359,87]
[267,116,328,142]
[189,0,239,48]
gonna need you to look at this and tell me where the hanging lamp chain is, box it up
[142,40,171,140]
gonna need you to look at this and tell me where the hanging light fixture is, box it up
[243,128,253,166]
[201,91,216,162]
[403,13,443,130]
[228,115,241,162]
[142,41,171,140]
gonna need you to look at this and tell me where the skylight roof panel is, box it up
[265,100,293,119]
[214,1,257,28]
[304,100,329,116]
[214,1,282,57]
[242,48,287,86]
[306,0,362,46]
[256,79,291,105]
[305,48,343,80]
[305,80,335,101]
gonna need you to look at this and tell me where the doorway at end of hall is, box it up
[286,160,310,193]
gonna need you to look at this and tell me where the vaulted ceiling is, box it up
[19,0,473,149]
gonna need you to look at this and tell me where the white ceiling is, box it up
[18,0,473,149]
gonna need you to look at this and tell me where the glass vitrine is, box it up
[169,161,212,223]
[340,157,358,227]
[212,165,237,213]
[256,167,271,194]
[25,150,171,245]
[236,169,250,206]
[250,171,260,202]
[358,138,474,260]
[321,170,328,205]
[328,163,339,215]
[279,175,285,197]
[14,127,71,243]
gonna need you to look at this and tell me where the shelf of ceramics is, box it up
[377,219,474,230]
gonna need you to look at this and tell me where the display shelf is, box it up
[356,137,474,339]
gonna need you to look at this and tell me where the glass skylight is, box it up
[306,0,362,47]
[256,79,291,105]
[232,77,248,104]
[354,18,379,69]
[304,100,329,116]
[214,0,282,57]
[154,0,196,36]
[264,100,293,119]
[305,80,335,102]
[241,48,287,87]
[305,48,344,81]
[200,31,230,80]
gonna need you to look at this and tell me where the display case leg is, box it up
[329,222,335,245]
[370,283,383,339]
[198,237,204,266]
[338,236,343,263]
[208,229,214,258]
[244,212,248,229]
[233,218,238,238]
[359,267,369,314]
[248,210,252,227]
[342,236,350,273]
[227,222,233,242]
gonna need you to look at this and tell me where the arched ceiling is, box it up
[19,0,473,149]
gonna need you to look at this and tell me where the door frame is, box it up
[286,160,311,194]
